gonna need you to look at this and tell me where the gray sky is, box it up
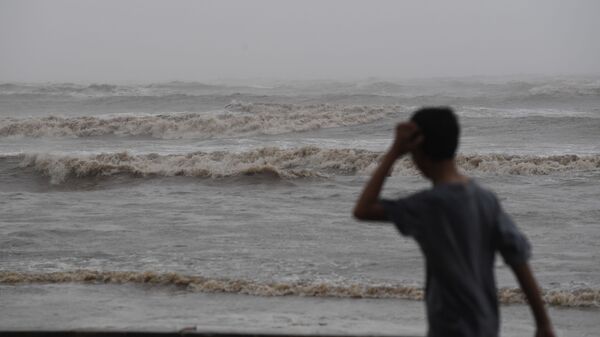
[1,0,599,82]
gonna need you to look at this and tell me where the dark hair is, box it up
[410,107,459,160]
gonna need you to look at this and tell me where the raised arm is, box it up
[353,122,421,221]
[511,262,555,337]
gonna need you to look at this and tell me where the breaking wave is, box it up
[527,79,600,97]
[0,270,597,308]
[455,153,600,175]
[0,103,402,139]
[2,78,599,98]
[0,83,130,96]
[0,82,270,97]
[16,147,379,183]
[457,106,599,119]
[9,148,600,184]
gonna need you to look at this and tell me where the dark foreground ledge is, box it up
[0,332,419,337]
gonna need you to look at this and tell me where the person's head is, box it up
[409,107,460,178]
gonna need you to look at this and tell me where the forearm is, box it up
[353,149,402,218]
[512,262,552,328]
[353,121,420,221]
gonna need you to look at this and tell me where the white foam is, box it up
[528,79,600,97]
[0,103,403,139]
[458,106,598,118]
[1,270,597,307]
[13,148,600,184]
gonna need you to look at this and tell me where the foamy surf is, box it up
[9,147,600,184]
[0,103,403,139]
[1,270,597,308]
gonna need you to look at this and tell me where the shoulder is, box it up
[380,187,441,216]
[403,188,438,207]
[380,189,433,237]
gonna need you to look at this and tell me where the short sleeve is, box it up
[379,193,427,237]
[494,201,531,266]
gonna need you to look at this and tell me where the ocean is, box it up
[1,77,599,336]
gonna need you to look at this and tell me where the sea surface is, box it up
[1,77,599,336]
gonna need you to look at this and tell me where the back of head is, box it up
[410,107,460,161]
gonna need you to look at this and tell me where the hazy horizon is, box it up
[3,72,600,86]
[1,0,599,83]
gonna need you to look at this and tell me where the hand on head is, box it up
[391,122,423,156]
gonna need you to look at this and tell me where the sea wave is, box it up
[0,82,268,97]
[457,106,599,119]
[354,78,600,98]
[8,148,600,184]
[0,83,133,96]
[0,270,597,307]
[0,103,401,139]
[2,78,599,98]
[527,79,600,97]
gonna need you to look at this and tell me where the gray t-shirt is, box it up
[380,180,530,337]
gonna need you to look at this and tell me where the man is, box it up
[353,107,555,337]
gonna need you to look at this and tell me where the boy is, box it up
[353,107,555,337]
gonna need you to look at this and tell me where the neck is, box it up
[428,159,468,185]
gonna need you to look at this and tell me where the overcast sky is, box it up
[1,0,599,82]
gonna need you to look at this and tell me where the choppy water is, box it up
[1,77,599,335]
